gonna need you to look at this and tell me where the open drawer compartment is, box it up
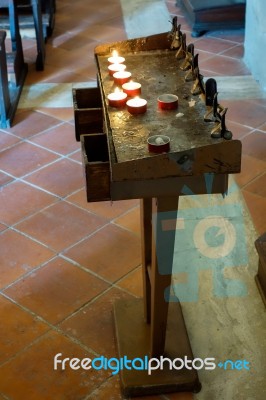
[73,87,103,141]
[81,133,110,202]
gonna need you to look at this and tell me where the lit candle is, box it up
[113,71,132,85]
[157,94,178,110]
[122,81,142,97]
[108,63,126,76]
[107,88,128,108]
[108,50,125,65]
[126,97,147,115]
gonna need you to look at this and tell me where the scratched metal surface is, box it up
[97,50,224,164]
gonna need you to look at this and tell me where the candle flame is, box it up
[112,50,118,57]
[114,87,122,93]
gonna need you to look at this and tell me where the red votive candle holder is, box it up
[122,81,142,97]
[108,51,125,65]
[108,63,126,76]
[108,90,127,108]
[157,94,178,110]
[126,97,147,115]
[147,135,170,153]
[113,71,132,85]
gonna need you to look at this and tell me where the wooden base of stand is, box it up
[113,298,201,398]
[255,273,266,307]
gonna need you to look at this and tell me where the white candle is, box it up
[126,97,147,114]
[108,88,127,108]
[108,50,125,65]
[113,71,132,85]
[122,81,142,97]
[108,63,126,76]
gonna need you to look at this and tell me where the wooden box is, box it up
[81,133,110,202]
[72,87,103,141]
[178,0,246,37]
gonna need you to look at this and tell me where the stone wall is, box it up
[244,0,266,91]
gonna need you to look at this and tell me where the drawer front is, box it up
[81,133,110,202]
[73,87,103,141]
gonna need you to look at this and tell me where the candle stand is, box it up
[75,27,242,397]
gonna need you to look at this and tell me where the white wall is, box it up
[244,0,266,91]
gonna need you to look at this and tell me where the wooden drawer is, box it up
[81,133,110,202]
[72,87,103,141]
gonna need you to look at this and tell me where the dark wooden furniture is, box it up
[0,0,55,70]
[0,1,27,128]
[177,0,246,37]
[255,233,266,307]
[74,30,242,397]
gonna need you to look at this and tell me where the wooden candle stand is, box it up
[75,28,242,397]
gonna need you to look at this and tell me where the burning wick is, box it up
[107,88,127,108]
[122,81,142,97]
[108,50,125,65]
[108,63,126,76]
[113,71,132,85]
[126,97,147,115]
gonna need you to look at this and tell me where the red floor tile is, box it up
[241,130,266,160]
[0,141,59,178]
[117,266,143,298]
[242,191,266,235]
[0,295,49,363]
[5,110,61,138]
[226,121,251,140]
[35,107,74,122]
[114,207,141,236]
[221,44,244,59]
[0,330,110,400]
[0,130,21,151]
[193,37,239,54]
[86,375,124,400]
[30,122,78,155]
[0,171,13,187]
[25,158,84,197]
[0,229,55,289]
[200,54,249,76]
[223,102,266,129]
[235,155,266,188]
[67,189,139,219]
[64,224,141,282]
[59,287,133,358]
[4,257,109,324]
[244,172,266,197]
[0,223,7,232]
[0,181,57,226]
[16,200,108,252]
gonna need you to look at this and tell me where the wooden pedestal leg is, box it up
[150,196,179,356]
[140,198,152,323]
[113,195,201,397]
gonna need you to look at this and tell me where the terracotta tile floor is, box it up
[0,0,265,399]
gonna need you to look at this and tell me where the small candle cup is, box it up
[157,94,178,110]
[107,91,127,108]
[126,98,147,115]
[108,53,125,65]
[108,63,126,76]
[113,71,132,86]
[147,135,170,153]
[122,81,142,97]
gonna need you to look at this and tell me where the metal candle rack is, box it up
[74,16,242,397]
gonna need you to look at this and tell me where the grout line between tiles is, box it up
[241,171,266,191]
